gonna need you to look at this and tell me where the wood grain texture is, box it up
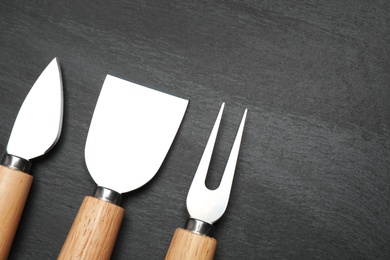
[165,228,217,260]
[58,196,124,260]
[0,165,32,260]
[0,0,390,259]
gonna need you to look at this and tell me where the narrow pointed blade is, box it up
[85,75,188,194]
[6,58,63,160]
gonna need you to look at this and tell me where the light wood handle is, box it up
[58,196,124,260]
[165,228,217,260]
[0,165,33,260]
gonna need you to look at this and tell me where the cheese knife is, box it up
[58,75,188,259]
[165,103,247,260]
[0,58,63,259]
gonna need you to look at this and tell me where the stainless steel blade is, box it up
[187,105,247,224]
[6,58,63,160]
[85,75,188,194]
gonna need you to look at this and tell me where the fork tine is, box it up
[190,102,225,188]
[218,108,248,204]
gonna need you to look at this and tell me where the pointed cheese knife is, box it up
[0,58,63,259]
[58,75,188,259]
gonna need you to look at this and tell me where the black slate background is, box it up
[1,1,390,259]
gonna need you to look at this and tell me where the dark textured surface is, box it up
[1,1,390,259]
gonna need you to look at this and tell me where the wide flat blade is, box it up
[85,75,188,194]
[7,58,63,160]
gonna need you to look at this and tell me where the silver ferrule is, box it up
[93,186,122,205]
[1,154,31,173]
[185,218,214,236]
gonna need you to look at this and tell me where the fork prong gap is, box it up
[219,109,247,193]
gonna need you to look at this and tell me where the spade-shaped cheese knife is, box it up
[0,58,63,259]
[58,75,188,259]
[165,103,247,260]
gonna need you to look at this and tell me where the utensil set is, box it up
[0,58,247,260]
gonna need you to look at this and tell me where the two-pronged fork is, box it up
[165,103,247,260]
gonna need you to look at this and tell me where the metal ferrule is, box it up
[1,154,32,173]
[185,218,214,236]
[93,186,122,206]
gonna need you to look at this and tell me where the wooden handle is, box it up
[165,228,217,260]
[0,165,33,259]
[58,196,124,260]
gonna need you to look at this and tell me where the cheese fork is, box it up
[165,103,247,260]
